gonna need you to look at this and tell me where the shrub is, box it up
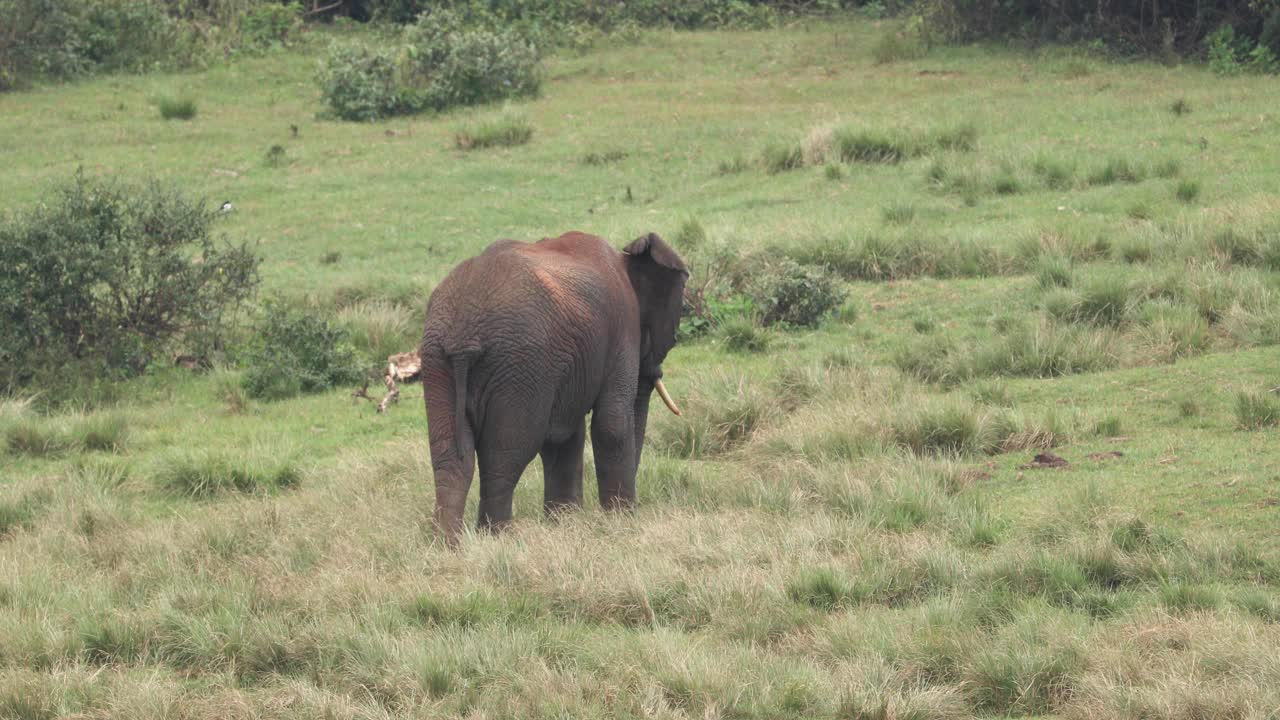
[0,171,259,393]
[242,302,363,401]
[1208,25,1245,75]
[873,26,926,64]
[0,0,179,90]
[454,112,534,150]
[748,259,847,328]
[240,2,302,49]
[317,42,404,121]
[402,13,541,111]
[157,95,197,120]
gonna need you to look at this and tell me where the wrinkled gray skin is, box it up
[420,231,688,545]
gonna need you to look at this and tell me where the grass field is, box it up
[2,17,1280,718]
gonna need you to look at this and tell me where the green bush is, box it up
[242,302,363,401]
[318,12,542,120]
[749,259,847,328]
[240,2,302,49]
[0,0,188,90]
[404,18,542,111]
[0,171,259,393]
[317,42,404,121]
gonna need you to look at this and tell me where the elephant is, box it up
[420,231,689,545]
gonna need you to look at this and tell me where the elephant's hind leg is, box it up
[475,439,541,534]
[541,419,586,515]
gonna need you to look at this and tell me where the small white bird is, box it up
[219,200,233,213]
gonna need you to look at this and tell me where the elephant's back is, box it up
[424,236,626,356]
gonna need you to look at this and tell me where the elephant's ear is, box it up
[623,232,688,274]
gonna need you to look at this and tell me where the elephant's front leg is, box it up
[541,419,586,515]
[590,399,637,511]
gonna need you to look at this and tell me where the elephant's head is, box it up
[623,232,689,412]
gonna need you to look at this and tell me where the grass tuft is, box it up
[881,201,916,225]
[1175,178,1201,203]
[762,143,804,174]
[581,149,628,165]
[1234,390,1280,429]
[1087,157,1144,185]
[720,317,770,353]
[157,95,197,120]
[155,448,302,498]
[454,112,534,150]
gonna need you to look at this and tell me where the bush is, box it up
[317,42,404,121]
[405,22,542,111]
[873,23,927,64]
[749,259,847,328]
[0,0,179,90]
[242,302,363,401]
[240,2,302,49]
[0,171,259,393]
[318,13,542,120]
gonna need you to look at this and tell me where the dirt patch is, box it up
[1087,451,1124,461]
[1019,452,1069,470]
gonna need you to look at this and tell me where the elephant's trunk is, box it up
[654,378,682,416]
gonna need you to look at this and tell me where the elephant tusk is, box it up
[654,378,682,416]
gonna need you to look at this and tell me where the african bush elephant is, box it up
[420,231,688,545]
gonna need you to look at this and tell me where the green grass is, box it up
[156,95,197,120]
[2,17,1280,719]
[454,111,534,150]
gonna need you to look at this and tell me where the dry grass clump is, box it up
[800,123,837,165]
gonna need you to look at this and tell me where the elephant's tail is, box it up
[450,352,476,460]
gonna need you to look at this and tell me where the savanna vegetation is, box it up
[2,3,1280,718]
